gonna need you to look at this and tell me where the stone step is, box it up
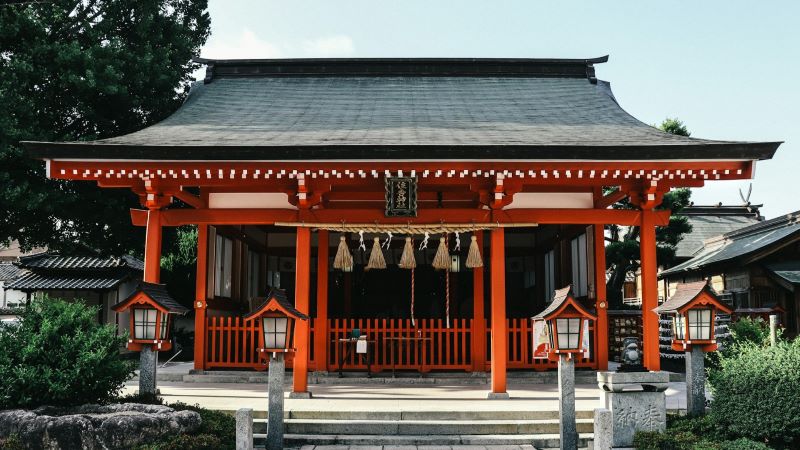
[285,409,594,421]
[255,418,594,435]
[226,409,594,421]
[276,432,593,448]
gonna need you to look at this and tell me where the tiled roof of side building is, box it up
[674,205,763,259]
[661,210,800,277]
[6,271,131,291]
[17,253,143,271]
[0,263,25,282]
[22,57,780,161]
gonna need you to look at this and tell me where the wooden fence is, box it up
[205,316,596,371]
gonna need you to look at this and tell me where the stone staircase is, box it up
[249,409,594,449]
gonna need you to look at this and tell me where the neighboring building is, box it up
[0,262,26,308]
[5,254,143,333]
[660,210,800,334]
[23,56,781,397]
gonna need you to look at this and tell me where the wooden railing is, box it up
[205,316,595,371]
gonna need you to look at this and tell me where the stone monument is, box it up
[595,371,669,448]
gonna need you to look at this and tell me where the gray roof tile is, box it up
[661,211,800,277]
[7,271,129,291]
[23,58,780,161]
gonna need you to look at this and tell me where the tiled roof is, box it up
[764,261,800,285]
[17,253,143,271]
[675,206,763,259]
[23,58,780,161]
[6,271,130,291]
[246,287,309,321]
[661,211,800,277]
[126,282,189,314]
[654,281,712,314]
[0,263,24,282]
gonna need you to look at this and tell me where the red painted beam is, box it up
[130,207,671,227]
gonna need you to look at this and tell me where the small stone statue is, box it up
[618,337,647,372]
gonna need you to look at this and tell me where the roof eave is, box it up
[20,141,783,162]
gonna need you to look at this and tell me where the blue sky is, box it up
[200,1,799,218]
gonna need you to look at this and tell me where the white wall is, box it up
[1,283,27,308]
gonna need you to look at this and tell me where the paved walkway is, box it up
[122,379,688,412]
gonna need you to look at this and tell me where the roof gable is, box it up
[112,282,188,315]
[654,281,732,315]
[244,287,309,321]
[534,286,597,320]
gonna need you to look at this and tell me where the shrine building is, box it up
[23,56,781,398]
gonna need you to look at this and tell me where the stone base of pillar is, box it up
[289,391,312,399]
[487,392,510,400]
[685,347,706,416]
[138,347,157,396]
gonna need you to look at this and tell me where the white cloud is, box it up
[301,35,355,57]
[201,29,284,60]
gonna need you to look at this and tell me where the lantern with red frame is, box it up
[112,282,189,351]
[654,281,732,352]
[533,286,597,360]
[244,287,309,360]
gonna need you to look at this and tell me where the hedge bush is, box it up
[0,297,134,409]
[708,340,800,448]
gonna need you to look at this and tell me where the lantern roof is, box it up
[22,57,780,162]
[533,285,597,321]
[653,281,733,315]
[112,282,189,315]
[244,287,309,321]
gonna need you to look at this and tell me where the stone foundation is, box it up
[0,403,200,450]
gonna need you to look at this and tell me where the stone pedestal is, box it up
[139,347,157,396]
[593,408,613,450]
[597,371,668,448]
[685,347,706,416]
[235,408,254,450]
[266,353,285,450]
[558,354,577,450]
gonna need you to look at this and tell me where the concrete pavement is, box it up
[122,379,689,413]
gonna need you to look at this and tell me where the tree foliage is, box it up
[0,297,134,409]
[604,118,694,306]
[0,0,210,255]
[658,117,691,137]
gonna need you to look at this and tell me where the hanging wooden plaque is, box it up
[385,176,417,217]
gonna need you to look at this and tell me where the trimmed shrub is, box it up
[0,297,134,409]
[728,317,779,348]
[709,340,800,448]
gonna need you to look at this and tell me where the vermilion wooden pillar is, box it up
[314,230,330,372]
[640,208,661,371]
[194,224,209,370]
[593,224,609,370]
[472,231,487,372]
[292,227,312,396]
[143,209,162,283]
[489,228,508,398]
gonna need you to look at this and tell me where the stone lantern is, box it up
[112,282,188,396]
[533,286,596,450]
[244,287,308,450]
[653,281,732,415]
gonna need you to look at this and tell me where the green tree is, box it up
[0,0,210,256]
[605,119,694,306]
